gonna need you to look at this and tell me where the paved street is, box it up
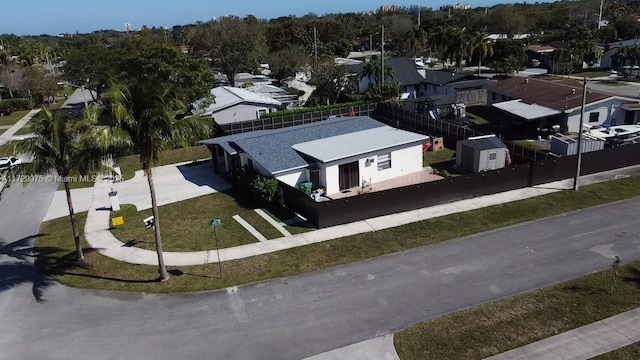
[1,176,640,359]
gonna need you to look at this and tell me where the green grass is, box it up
[0,143,12,156]
[12,124,33,136]
[423,148,456,168]
[119,146,211,181]
[0,110,30,127]
[34,172,640,293]
[110,192,285,252]
[511,140,545,151]
[573,71,612,78]
[394,262,640,360]
[595,343,640,359]
[597,81,628,86]
[466,111,489,125]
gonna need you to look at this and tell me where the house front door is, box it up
[338,161,359,191]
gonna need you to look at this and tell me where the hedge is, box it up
[260,101,369,119]
[0,98,35,111]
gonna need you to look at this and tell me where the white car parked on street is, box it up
[0,156,22,170]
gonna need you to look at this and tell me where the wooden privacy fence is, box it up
[280,143,640,229]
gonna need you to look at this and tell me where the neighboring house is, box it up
[214,73,276,88]
[487,34,531,41]
[282,78,315,105]
[421,69,478,98]
[456,135,508,173]
[199,116,428,197]
[487,77,639,135]
[601,38,640,69]
[196,86,282,125]
[246,84,300,109]
[349,57,427,99]
[525,44,556,68]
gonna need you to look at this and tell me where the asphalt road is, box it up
[1,184,640,359]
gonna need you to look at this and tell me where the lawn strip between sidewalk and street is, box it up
[36,175,640,294]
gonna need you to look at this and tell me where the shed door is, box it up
[339,161,359,191]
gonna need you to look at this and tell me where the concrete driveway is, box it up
[44,161,231,221]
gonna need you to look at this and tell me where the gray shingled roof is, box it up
[422,69,471,85]
[200,117,386,174]
[345,58,425,87]
[460,136,507,151]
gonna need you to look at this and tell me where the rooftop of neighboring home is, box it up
[197,86,281,116]
[525,44,556,53]
[421,69,472,86]
[200,116,427,174]
[444,78,493,90]
[346,57,426,86]
[487,77,613,111]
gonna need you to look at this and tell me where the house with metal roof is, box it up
[487,77,639,136]
[195,86,283,126]
[199,116,428,197]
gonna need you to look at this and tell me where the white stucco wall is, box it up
[476,148,507,172]
[566,99,629,131]
[211,103,279,125]
[321,143,424,195]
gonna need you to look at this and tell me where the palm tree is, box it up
[405,26,428,58]
[442,27,469,71]
[11,107,130,261]
[470,32,494,76]
[358,61,395,91]
[104,82,212,281]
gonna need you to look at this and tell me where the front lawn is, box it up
[394,262,640,360]
[110,192,285,251]
[13,124,33,136]
[572,71,612,78]
[0,110,30,127]
[119,146,211,181]
[511,139,546,151]
[35,173,640,293]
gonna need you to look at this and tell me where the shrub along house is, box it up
[199,116,428,197]
[487,77,640,137]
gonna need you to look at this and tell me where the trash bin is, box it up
[299,182,313,197]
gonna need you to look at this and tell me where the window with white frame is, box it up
[489,152,497,160]
[377,153,391,170]
[257,109,268,118]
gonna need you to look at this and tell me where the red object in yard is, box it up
[423,143,432,153]
[0,107,15,116]
[350,107,355,117]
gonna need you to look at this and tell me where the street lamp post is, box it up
[574,77,588,191]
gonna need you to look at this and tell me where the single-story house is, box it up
[199,116,428,197]
[487,77,639,136]
[196,86,282,125]
[600,38,640,69]
[525,44,556,68]
[421,69,482,98]
[246,84,300,109]
[348,57,427,99]
[456,135,508,173]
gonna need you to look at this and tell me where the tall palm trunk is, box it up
[478,55,482,76]
[145,167,169,282]
[64,180,83,261]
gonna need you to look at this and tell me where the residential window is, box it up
[247,158,254,170]
[589,112,600,123]
[257,109,268,118]
[377,153,391,171]
[489,153,497,160]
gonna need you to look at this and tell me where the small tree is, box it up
[610,255,622,294]
[249,176,279,204]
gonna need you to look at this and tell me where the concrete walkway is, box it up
[83,164,640,267]
[0,109,41,146]
[304,335,400,360]
[485,308,640,360]
[44,160,229,221]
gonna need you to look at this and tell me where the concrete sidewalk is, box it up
[304,335,399,360]
[0,109,41,146]
[485,308,640,360]
[83,164,640,267]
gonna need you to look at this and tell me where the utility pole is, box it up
[574,77,588,191]
[313,26,318,64]
[381,24,385,88]
[598,0,604,30]
[418,7,421,27]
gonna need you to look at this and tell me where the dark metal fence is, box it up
[280,143,640,229]
[218,103,377,135]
